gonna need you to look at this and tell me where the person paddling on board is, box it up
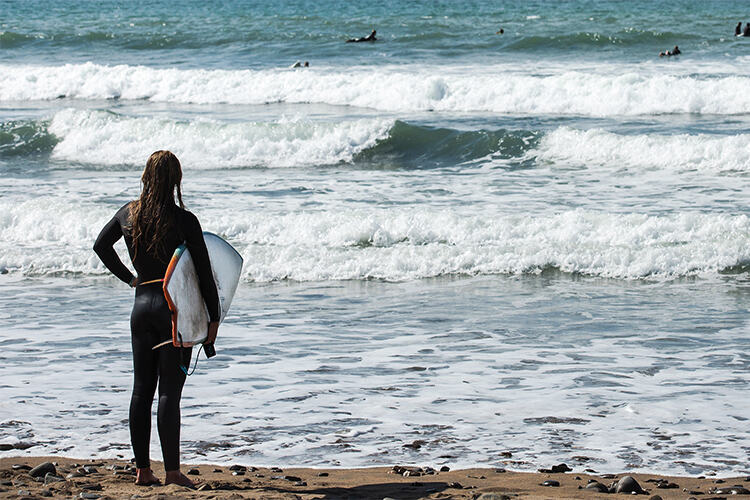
[736,21,742,36]
[347,29,377,43]
[659,45,681,57]
[94,150,219,489]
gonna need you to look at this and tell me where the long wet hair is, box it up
[129,150,184,258]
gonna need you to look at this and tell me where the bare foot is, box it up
[134,467,161,486]
[164,470,196,488]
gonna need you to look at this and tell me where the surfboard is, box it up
[163,232,243,347]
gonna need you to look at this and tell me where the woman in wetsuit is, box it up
[94,150,219,487]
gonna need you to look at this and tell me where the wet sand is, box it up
[2,456,749,499]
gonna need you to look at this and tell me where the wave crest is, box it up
[2,199,749,281]
[3,62,750,116]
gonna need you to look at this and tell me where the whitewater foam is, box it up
[47,109,392,167]
[531,127,750,172]
[4,62,750,116]
[3,198,749,281]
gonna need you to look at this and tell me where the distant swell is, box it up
[356,121,540,167]
[2,199,750,281]
[507,30,699,51]
[0,31,35,48]
[3,62,750,116]
[0,119,57,157]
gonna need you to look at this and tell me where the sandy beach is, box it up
[3,456,749,499]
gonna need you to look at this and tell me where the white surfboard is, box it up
[163,232,243,347]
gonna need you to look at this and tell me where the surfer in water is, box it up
[347,29,377,42]
[94,150,219,488]
[736,22,742,36]
[744,23,750,37]
[659,45,681,57]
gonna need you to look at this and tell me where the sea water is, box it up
[1,0,750,476]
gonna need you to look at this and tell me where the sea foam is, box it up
[532,127,750,172]
[47,109,392,167]
[2,198,749,281]
[3,62,750,116]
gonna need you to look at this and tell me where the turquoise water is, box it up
[2,0,749,67]
[1,0,750,476]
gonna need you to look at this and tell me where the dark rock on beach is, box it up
[541,480,560,487]
[539,463,572,473]
[29,462,56,478]
[585,480,609,492]
[613,475,645,494]
[187,468,200,475]
[656,480,679,489]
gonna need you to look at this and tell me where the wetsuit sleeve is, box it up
[93,212,135,285]
[184,212,220,322]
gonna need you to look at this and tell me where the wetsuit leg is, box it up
[129,290,159,469]
[156,342,190,471]
[129,286,192,471]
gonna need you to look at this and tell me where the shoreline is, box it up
[3,457,750,499]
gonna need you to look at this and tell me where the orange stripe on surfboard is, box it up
[162,245,192,347]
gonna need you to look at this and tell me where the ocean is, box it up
[1,0,750,476]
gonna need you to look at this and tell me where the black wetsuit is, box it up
[94,202,219,471]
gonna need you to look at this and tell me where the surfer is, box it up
[744,23,750,37]
[736,22,742,36]
[94,150,220,488]
[346,29,377,43]
[659,45,681,57]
